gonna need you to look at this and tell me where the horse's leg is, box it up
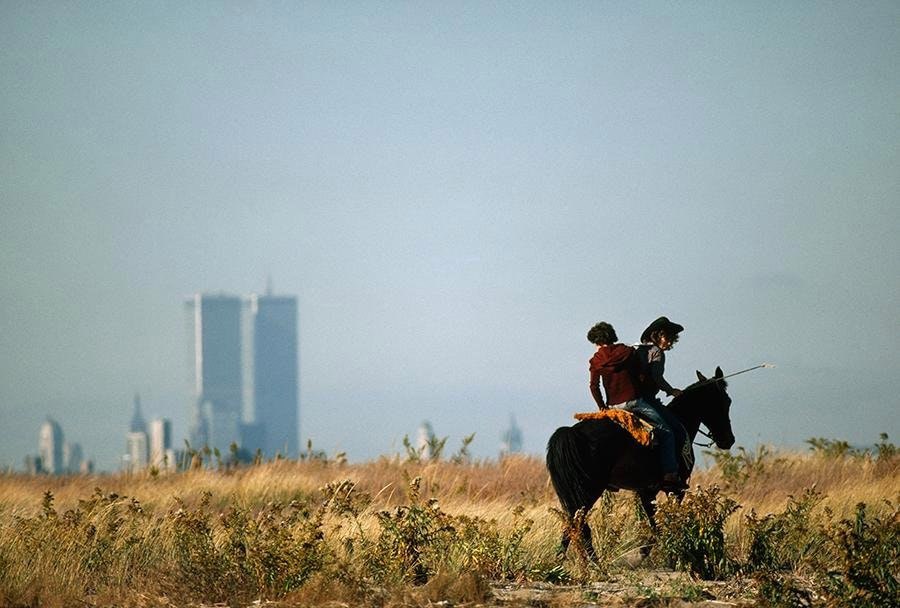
[558,490,603,560]
[558,530,570,557]
[637,489,658,558]
[638,489,658,530]
[582,518,596,560]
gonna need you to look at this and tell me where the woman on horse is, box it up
[587,321,685,490]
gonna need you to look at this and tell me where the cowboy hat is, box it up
[640,316,684,343]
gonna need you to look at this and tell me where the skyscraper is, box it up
[38,417,64,475]
[124,393,149,470]
[500,414,523,456]
[125,432,148,473]
[248,292,299,458]
[185,294,244,455]
[149,418,174,471]
[130,393,147,435]
[185,290,299,460]
[63,442,83,474]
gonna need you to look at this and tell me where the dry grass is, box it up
[0,446,897,607]
[0,453,551,511]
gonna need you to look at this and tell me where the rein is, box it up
[693,427,716,448]
[673,384,721,448]
[671,385,717,448]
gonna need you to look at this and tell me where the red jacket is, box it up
[589,344,640,408]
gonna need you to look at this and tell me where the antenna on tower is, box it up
[130,392,147,434]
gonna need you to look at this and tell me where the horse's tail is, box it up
[546,425,594,516]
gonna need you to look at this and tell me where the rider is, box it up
[636,316,688,485]
[587,321,684,489]
[587,322,640,409]
[636,316,684,402]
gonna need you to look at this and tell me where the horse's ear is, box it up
[697,370,707,382]
[715,366,724,379]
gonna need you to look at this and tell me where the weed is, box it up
[585,492,650,568]
[875,433,896,461]
[449,504,534,580]
[162,490,330,602]
[823,501,899,607]
[754,570,815,608]
[655,486,740,580]
[451,432,476,464]
[744,487,828,573]
[372,476,455,583]
[806,437,860,458]
[704,445,774,486]
[665,577,711,601]
[0,444,896,605]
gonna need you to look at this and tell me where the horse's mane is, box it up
[685,377,728,392]
[668,376,728,415]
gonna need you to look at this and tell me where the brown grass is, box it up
[0,447,896,607]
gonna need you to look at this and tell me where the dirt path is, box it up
[489,572,757,607]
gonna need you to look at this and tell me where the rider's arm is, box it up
[589,367,607,409]
[648,350,679,397]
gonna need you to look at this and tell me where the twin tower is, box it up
[185,290,299,459]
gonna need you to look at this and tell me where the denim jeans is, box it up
[612,398,678,475]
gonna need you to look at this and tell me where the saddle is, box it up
[574,409,655,447]
[575,408,695,480]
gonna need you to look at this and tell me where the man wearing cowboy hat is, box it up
[634,316,688,489]
[637,316,685,402]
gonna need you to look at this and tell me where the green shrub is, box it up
[745,487,828,573]
[163,490,329,602]
[806,437,860,458]
[448,505,533,580]
[0,488,161,605]
[875,433,897,461]
[705,445,773,486]
[823,501,899,607]
[167,492,234,600]
[655,486,740,580]
[754,570,815,608]
[371,476,456,584]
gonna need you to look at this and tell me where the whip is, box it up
[699,362,775,386]
[721,362,775,379]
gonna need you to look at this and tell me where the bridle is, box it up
[693,427,716,448]
[685,363,772,449]
[689,379,730,448]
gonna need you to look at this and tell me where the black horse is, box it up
[546,367,736,557]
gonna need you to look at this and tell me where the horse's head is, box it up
[692,367,736,449]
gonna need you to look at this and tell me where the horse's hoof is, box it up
[639,543,654,559]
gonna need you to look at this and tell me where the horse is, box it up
[546,367,736,557]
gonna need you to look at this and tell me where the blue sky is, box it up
[2,2,898,470]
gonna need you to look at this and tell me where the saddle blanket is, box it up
[574,409,654,447]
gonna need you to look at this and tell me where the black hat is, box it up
[640,316,684,343]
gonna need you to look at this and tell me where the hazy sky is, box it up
[2,2,898,471]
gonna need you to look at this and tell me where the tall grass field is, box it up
[0,437,896,607]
